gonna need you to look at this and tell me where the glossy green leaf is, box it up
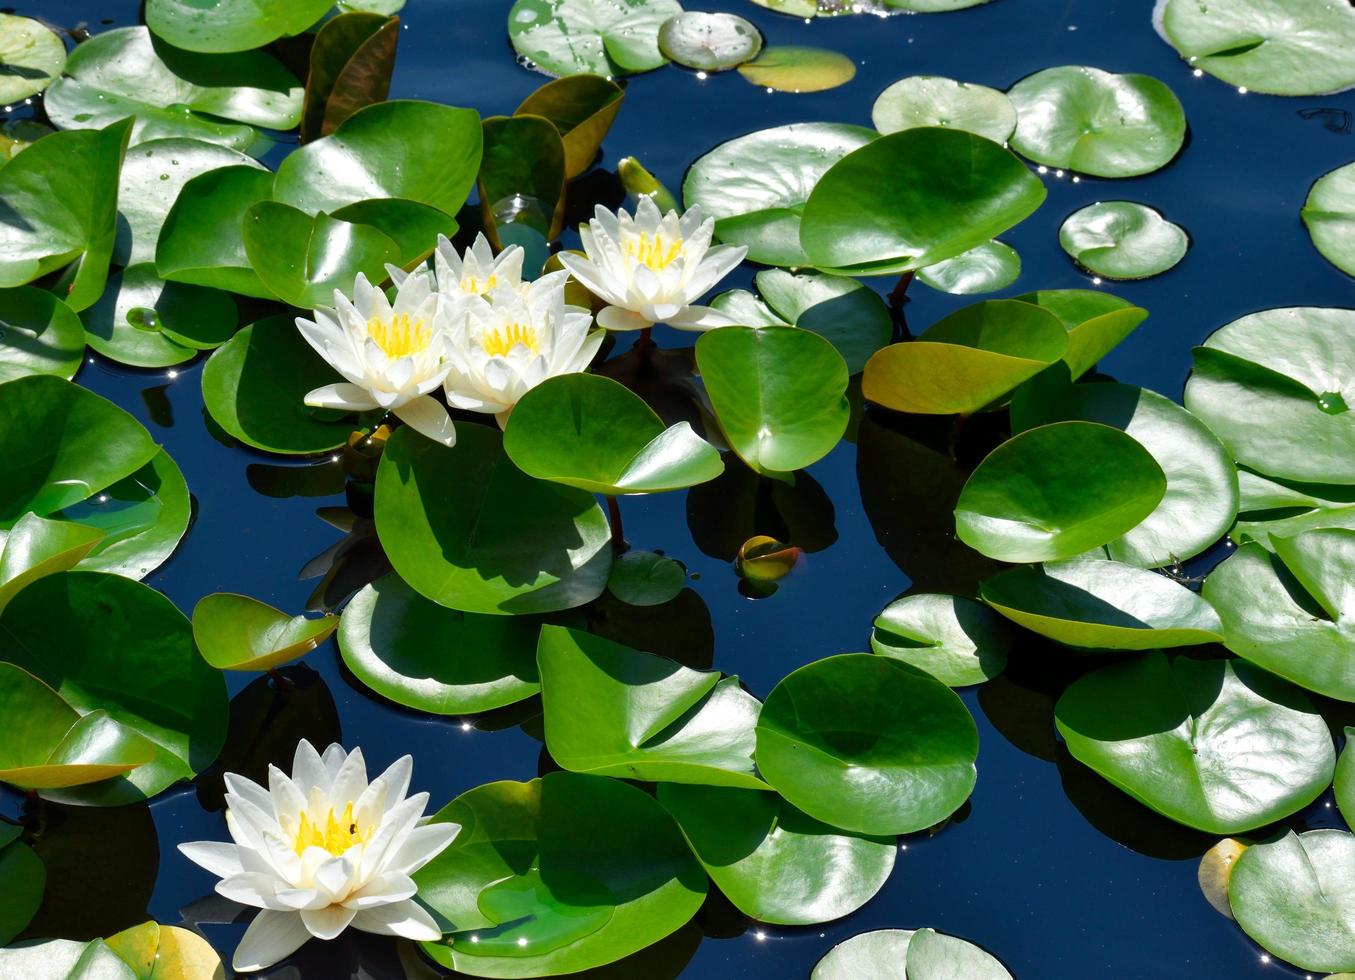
[753,269,891,374]
[1228,830,1355,972]
[82,265,236,368]
[192,593,337,671]
[0,375,159,528]
[1184,307,1355,485]
[954,421,1166,563]
[0,827,43,945]
[415,772,706,976]
[756,653,978,835]
[1303,161,1355,277]
[862,299,1068,415]
[156,165,275,298]
[682,122,877,267]
[331,198,458,269]
[737,46,855,93]
[982,560,1223,650]
[1011,380,1238,567]
[44,27,301,148]
[606,551,686,607]
[1204,528,1355,701]
[800,127,1046,277]
[812,928,1012,980]
[0,286,84,382]
[659,12,762,72]
[697,326,849,477]
[1059,201,1188,280]
[507,0,682,77]
[872,76,1016,143]
[479,114,566,243]
[242,202,401,309]
[146,0,332,54]
[1011,288,1148,382]
[105,921,226,979]
[375,423,613,615]
[274,100,482,218]
[1232,470,1355,547]
[516,75,624,179]
[0,571,228,804]
[303,12,398,142]
[871,593,1011,686]
[0,14,65,103]
[201,316,355,455]
[659,783,895,925]
[1008,66,1186,178]
[0,514,105,613]
[1338,728,1355,827]
[1157,0,1355,96]
[504,373,723,495]
[916,241,1021,296]
[0,119,131,311]
[338,573,542,714]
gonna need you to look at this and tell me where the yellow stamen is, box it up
[481,321,540,357]
[462,273,499,295]
[293,803,371,857]
[367,313,430,358]
[623,232,683,271]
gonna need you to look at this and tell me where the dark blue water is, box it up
[8,1,1355,976]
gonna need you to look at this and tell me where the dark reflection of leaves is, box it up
[856,410,1007,595]
[247,458,347,498]
[22,801,157,941]
[196,664,341,812]
[139,383,174,428]
[301,510,391,612]
[596,344,719,438]
[695,887,749,939]
[979,635,1103,763]
[585,588,714,669]
[561,167,627,229]
[686,463,836,562]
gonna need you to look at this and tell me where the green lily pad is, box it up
[607,551,686,606]
[156,165,275,298]
[737,46,855,93]
[0,514,104,613]
[44,27,301,149]
[504,373,723,495]
[0,119,131,312]
[1156,0,1355,96]
[338,573,543,714]
[1204,528,1355,701]
[1228,830,1355,972]
[872,76,1016,143]
[1183,307,1355,485]
[954,421,1166,563]
[0,375,159,528]
[242,202,401,309]
[916,241,1021,296]
[1008,66,1186,178]
[1057,653,1334,833]
[0,824,42,945]
[375,423,613,615]
[538,625,766,788]
[753,269,892,374]
[982,560,1223,650]
[0,940,137,979]
[201,315,356,455]
[756,653,978,835]
[659,12,762,72]
[516,75,625,179]
[1338,728,1355,827]
[332,198,457,269]
[1011,289,1148,381]
[0,286,84,382]
[1012,380,1238,567]
[697,326,849,477]
[105,921,226,979]
[883,0,994,7]
[0,14,65,103]
[800,128,1047,276]
[1231,470,1355,547]
[507,0,683,77]
[81,265,237,367]
[479,114,567,243]
[146,0,332,54]
[274,100,482,218]
[682,122,877,268]
[871,593,1011,687]
[812,928,1012,980]
[0,571,228,805]
[192,593,337,671]
[1059,201,1188,280]
[303,11,399,142]
[862,299,1068,416]
[658,783,895,925]
[1303,161,1355,278]
[415,772,706,976]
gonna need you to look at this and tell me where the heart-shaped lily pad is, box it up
[752,269,892,374]
[1059,201,1188,280]
[916,241,1021,296]
[658,12,762,72]
[242,203,401,309]
[872,76,1016,143]
[737,46,856,94]
[146,0,332,54]
[0,14,65,103]
[0,514,104,613]
[0,286,84,382]
[871,593,1011,687]
[516,75,624,179]
[192,593,338,671]
[1012,289,1147,380]
[812,928,1013,980]
[1303,161,1355,278]
[507,0,683,77]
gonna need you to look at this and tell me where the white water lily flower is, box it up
[434,231,528,299]
[179,741,457,973]
[443,269,604,425]
[559,196,747,332]
[295,272,457,447]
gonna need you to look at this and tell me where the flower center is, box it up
[623,232,683,271]
[461,273,500,295]
[367,313,430,358]
[293,802,371,857]
[481,321,540,357]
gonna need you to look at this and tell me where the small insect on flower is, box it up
[179,740,459,973]
[559,197,748,332]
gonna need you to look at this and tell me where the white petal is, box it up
[386,822,460,875]
[178,841,244,879]
[224,773,274,816]
[232,910,312,973]
[372,755,413,812]
[303,382,380,412]
[268,767,308,832]
[596,306,652,331]
[392,396,457,448]
[328,747,369,809]
[314,855,357,902]
[217,872,288,910]
[351,899,442,941]
[359,792,428,879]
[341,871,417,909]
[665,305,738,332]
[275,887,327,910]
[301,904,357,941]
[291,740,328,796]
[321,744,348,785]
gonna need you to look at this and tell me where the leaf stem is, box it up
[606,495,627,555]
[888,271,915,342]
